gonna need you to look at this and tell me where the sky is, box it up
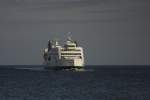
[0,0,150,65]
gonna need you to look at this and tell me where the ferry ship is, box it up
[43,36,85,69]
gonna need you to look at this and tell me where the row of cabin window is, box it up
[47,56,82,61]
[61,49,81,51]
[49,52,81,55]
[61,56,82,59]
[61,53,81,55]
[64,45,76,47]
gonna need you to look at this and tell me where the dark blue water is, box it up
[0,65,150,100]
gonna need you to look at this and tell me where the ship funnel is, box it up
[55,40,59,46]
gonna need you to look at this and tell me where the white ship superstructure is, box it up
[43,37,85,69]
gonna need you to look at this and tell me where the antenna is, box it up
[67,32,72,41]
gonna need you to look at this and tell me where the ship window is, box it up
[48,56,51,61]
[68,45,75,47]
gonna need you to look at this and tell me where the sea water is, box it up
[0,65,150,100]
